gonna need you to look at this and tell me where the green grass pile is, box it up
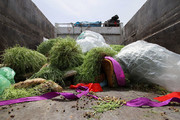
[75,47,117,83]
[37,37,62,56]
[1,86,41,100]
[30,65,65,87]
[110,44,124,52]
[1,81,57,100]
[49,37,84,70]
[2,46,47,80]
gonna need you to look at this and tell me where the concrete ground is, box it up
[0,88,180,120]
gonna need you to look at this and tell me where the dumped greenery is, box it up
[1,86,41,100]
[37,37,62,56]
[75,47,117,83]
[30,65,65,87]
[110,44,124,52]
[1,80,62,100]
[49,37,84,70]
[2,46,47,80]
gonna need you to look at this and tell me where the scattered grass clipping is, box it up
[110,44,124,52]
[92,96,126,113]
[37,37,62,56]
[2,46,47,80]
[49,37,84,70]
[75,47,117,83]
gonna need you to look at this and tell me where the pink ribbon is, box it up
[0,86,98,106]
[126,97,180,107]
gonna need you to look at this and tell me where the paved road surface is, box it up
[0,88,180,120]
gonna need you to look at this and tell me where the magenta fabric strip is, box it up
[105,56,125,86]
[126,97,180,107]
[0,86,98,106]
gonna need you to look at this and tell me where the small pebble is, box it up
[2,107,7,109]
[10,115,15,118]
[175,109,179,112]
[71,106,76,108]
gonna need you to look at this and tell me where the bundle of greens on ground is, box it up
[110,44,124,52]
[75,47,117,83]
[1,78,63,100]
[31,37,84,87]
[2,46,47,81]
[37,37,62,56]
[49,37,84,70]
[1,86,40,100]
[30,64,65,87]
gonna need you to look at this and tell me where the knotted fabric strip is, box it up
[105,56,125,86]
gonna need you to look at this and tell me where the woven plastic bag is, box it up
[115,40,180,92]
[0,75,11,95]
[0,67,15,84]
[76,30,111,53]
[0,67,15,95]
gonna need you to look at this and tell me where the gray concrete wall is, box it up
[0,0,54,54]
[55,23,123,45]
[123,0,180,54]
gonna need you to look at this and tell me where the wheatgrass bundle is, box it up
[1,78,63,100]
[110,44,124,52]
[37,37,62,56]
[75,47,116,83]
[30,65,65,87]
[2,46,47,81]
[49,37,84,70]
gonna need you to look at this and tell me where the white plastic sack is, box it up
[76,30,110,53]
[115,40,180,92]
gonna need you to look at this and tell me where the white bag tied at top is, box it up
[76,30,111,53]
[115,40,180,92]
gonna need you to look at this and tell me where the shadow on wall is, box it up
[123,0,180,54]
[0,0,54,58]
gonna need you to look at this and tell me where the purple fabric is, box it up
[105,56,125,86]
[126,97,180,107]
[0,86,98,106]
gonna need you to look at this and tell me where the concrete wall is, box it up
[123,0,180,54]
[0,0,54,54]
[55,23,123,45]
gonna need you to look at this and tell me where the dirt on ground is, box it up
[0,87,180,120]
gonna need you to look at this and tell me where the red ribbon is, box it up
[70,83,103,92]
[154,92,180,102]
